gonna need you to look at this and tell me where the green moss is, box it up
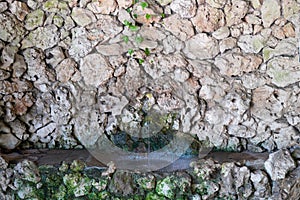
[156,176,176,199]
[145,192,166,200]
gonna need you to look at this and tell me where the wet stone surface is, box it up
[0,0,299,198]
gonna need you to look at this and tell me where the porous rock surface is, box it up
[0,0,299,198]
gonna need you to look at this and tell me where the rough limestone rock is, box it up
[170,0,197,18]
[263,38,298,61]
[219,37,237,53]
[261,0,281,28]
[156,0,173,6]
[282,0,300,20]
[192,4,225,33]
[214,51,262,76]
[224,0,248,26]
[9,1,30,21]
[0,12,25,43]
[163,14,194,41]
[206,0,227,8]
[87,0,117,14]
[55,58,77,83]
[24,9,44,30]
[250,170,271,198]
[22,25,60,50]
[80,53,113,87]
[212,26,230,40]
[238,34,266,53]
[266,56,300,87]
[71,7,96,27]
[183,33,219,59]
[264,149,296,181]
[251,85,290,122]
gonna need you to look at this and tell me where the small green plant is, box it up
[144,48,150,56]
[133,0,139,4]
[123,20,139,31]
[133,13,138,18]
[128,49,134,56]
[140,2,149,9]
[135,36,144,43]
[160,13,166,18]
[138,59,144,64]
[145,13,151,20]
[122,35,129,43]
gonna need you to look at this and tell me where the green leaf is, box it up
[135,36,144,43]
[129,25,139,31]
[145,13,151,20]
[140,2,148,9]
[138,59,144,64]
[160,13,166,18]
[133,0,139,4]
[128,49,134,55]
[122,35,129,43]
[144,48,150,56]
[133,13,138,18]
[123,20,131,26]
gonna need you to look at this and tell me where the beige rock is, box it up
[214,52,262,76]
[192,4,225,33]
[206,0,227,8]
[271,25,285,39]
[163,14,194,41]
[56,58,77,83]
[282,0,300,20]
[87,0,117,14]
[212,26,230,40]
[156,0,173,6]
[183,33,219,59]
[116,0,132,9]
[245,14,262,25]
[170,0,197,18]
[219,37,237,53]
[253,24,263,34]
[261,0,281,28]
[80,53,113,87]
[282,22,296,37]
[71,7,96,27]
[224,0,248,26]
[0,133,20,149]
[96,43,125,56]
[131,3,160,24]
[250,0,262,9]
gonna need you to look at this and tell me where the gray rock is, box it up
[264,149,296,181]
[80,53,113,87]
[163,14,194,41]
[250,170,271,198]
[21,25,60,50]
[71,7,96,27]
[9,1,29,21]
[1,45,18,70]
[42,0,59,13]
[25,9,45,30]
[162,35,184,54]
[109,171,135,196]
[183,33,219,59]
[46,46,65,68]
[261,0,281,27]
[0,156,8,170]
[170,0,197,18]
[266,56,300,87]
[0,133,21,150]
[0,2,8,13]
[238,34,266,53]
[263,38,298,61]
[0,12,25,43]
[116,0,132,9]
